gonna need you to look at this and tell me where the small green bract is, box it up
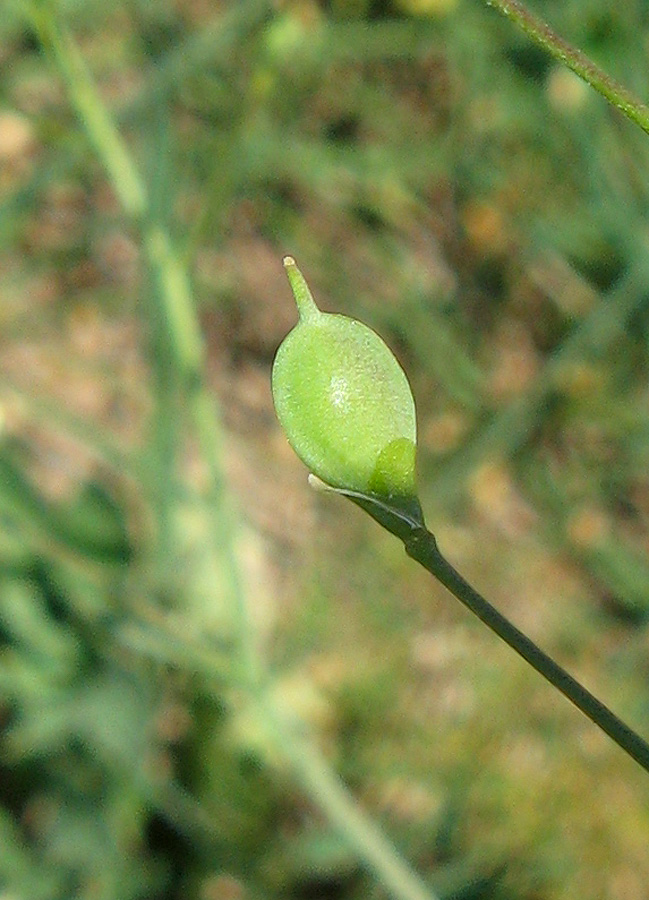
[272,257,418,505]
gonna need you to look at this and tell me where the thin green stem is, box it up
[261,698,440,900]
[484,0,649,137]
[27,3,146,217]
[27,4,258,689]
[404,526,649,774]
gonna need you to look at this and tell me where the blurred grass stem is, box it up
[485,0,649,137]
[261,698,441,900]
[27,3,146,218]
[27,4,256,685]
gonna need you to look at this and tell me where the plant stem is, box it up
[27,4,259,688]
[404,526,649,774]
[484,0,649,137]
[261,698,441,900]
[26,2,146,218]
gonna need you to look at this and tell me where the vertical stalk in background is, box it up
[142,101,179,568]
[27,4,256,687]
[26,2,147,219]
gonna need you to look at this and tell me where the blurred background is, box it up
[2,0,649,898]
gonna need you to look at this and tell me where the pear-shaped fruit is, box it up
[272,257,418,507]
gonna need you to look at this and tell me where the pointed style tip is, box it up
[283,256,321,323]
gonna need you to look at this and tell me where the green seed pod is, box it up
[272,257,418,510]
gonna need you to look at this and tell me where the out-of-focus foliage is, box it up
[1,1,649,900]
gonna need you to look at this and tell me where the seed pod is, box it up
[272,257,418,508]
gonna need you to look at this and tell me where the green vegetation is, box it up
[1,2,649,899]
